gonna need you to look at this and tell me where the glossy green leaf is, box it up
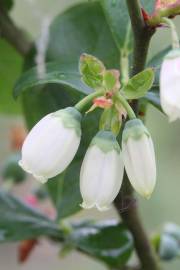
[47,1,119,68]
[46,162,82,219]
[123,68,155,99]
[0,191,61,242]
[0,40,22,114]
[14,62,93,98]
[69,220,133,267]
[100,0,155,51]
[100,0,132,50]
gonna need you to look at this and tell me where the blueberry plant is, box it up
[0,0,180,269]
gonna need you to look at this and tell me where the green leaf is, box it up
[100,0,155,51]
[100,0,132,50]
[0,40,22,114]
[123,68,155,99]
[46,162,82,219]
[47,1,120,68]
[0,191,61,242]
[14,62,93,98]
[69,220,133,267]
[79,53,105,90]
[103,70,119,90]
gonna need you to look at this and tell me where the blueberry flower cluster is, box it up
[19,64,158,211]
[19,104,156,210]
[19,16,180,211]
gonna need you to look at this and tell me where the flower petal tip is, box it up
[80,202,94,210]
[80,202,110,212]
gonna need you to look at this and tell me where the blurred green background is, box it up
[0,0,180,269]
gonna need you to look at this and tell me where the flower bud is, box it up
[80,131,124,211]
[122,119,156,199]
[19,107,81,183]
[160,49,180,122]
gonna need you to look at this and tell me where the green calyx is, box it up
[122,119,150,143]
[90,130,120,153]
[165,49,180,60]
[53,107,82,136]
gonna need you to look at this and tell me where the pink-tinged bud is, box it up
[93,96,113,109]
[155,0,180,9]
[160,49,180,121]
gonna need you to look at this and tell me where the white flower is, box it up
[160,49,180,122]
[19,107,81,183]
[122,119,156,199]
[80,131,124,211]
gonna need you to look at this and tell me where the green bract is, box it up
[54,107,82,136]
[90,130,120,153]
[122,119,150,142]
[122,68,155,100]
[103,70,118,91]
[79,53,105,90]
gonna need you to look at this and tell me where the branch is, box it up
[126,0,155,75]
[0,4,31,56]
[114,1,159,270]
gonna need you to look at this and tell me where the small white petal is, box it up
[19,108,81,182]
[122,135,156,198]
[160,50,180,121]
[80,144,124,210]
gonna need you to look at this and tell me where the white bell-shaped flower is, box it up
[19,107,81,183]
[160,49,180,122]
[80,131,124,211]
[122,119,156,199]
